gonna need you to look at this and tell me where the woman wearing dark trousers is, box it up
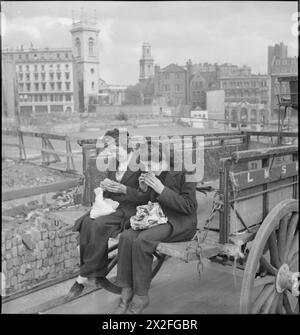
[114,148,198,314]
[67,128,142,298]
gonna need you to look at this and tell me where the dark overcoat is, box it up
[124,170,198,242]
[73,153,143,232]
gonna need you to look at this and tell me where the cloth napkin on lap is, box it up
[130,201,168,230]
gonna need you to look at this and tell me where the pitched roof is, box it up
[161,63,186,73]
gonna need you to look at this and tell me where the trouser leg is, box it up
[116,229,140,288]
[132,224,172,295]
[79,210,124,278]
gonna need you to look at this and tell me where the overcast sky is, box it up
[1,1,298,85]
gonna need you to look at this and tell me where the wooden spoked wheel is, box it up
[240,199,299,314]
[99,242,166,295]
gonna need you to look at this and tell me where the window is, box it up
[88,37,94,56]
[19,73,23,81]
[34,73,38,81]
[75,37,81,57]
[26,65,30,71]
[57,64,60,70]
[65,82,70,90]
[65,94,72,101]
[65,72,70,80]
[65,53,69,58]
[57,53,60,58]
[19,84,24,92]
[57,72,61,80]
[59,94,63,102]
[41,65,45,71]
[50,73,54,80]
[90,68,94,74]
[50,83,55,91]
[25,54,29,60]
[26,83,31,91]
[19,65,23,72]
[175,73,182,79]
[91,81,95,90]
[163,84,170,91]
[175,84,182,91]
[18,54,22,60]
[26,73,30,81]
[50,94,54,102]
[34,65,38,72]
[57,82,62,91]
[164,73,170,80]
[42,83,46,91]
[65,64,69,69]
[35,83,39,91]
[41,73,46,81]
[34,95,39,102]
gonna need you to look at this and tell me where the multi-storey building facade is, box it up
[217,63,251,78]
[154,63,188,106]
[220,75,270,104]
[2,47,74,114]
[220,75,271,123]
[225,101,267,129]
[188,70,219,110]
[269,56,298,120]
[186,62,251,78]
[268,42,288,75]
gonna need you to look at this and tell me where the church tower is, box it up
[70,10,100,113]
[139,43,154,82]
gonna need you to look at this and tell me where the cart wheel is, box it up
[98,243,166,295]
[240,199,299,314]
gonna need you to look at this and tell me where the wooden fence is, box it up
[2,129,81,172]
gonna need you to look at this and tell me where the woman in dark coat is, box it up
[114,143,198,314]
[67,128,142,298]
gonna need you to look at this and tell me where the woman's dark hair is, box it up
[103,128,132,153]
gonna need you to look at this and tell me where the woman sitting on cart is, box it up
[68,128,142,299]
[114,141,198,314]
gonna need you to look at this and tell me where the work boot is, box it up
[126,294,150,314]
[114,287,133,314]
[66,281,85,300]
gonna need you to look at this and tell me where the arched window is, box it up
[75,38,81,57]
[91,81,95,90]
[88,37,94,56]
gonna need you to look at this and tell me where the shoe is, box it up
[114,288,133,314]
[126,294,150,314]
[66,281,84,300]
[114,297,131,314]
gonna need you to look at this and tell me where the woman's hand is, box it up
[143,174,165,194]
[100,179,127,194]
